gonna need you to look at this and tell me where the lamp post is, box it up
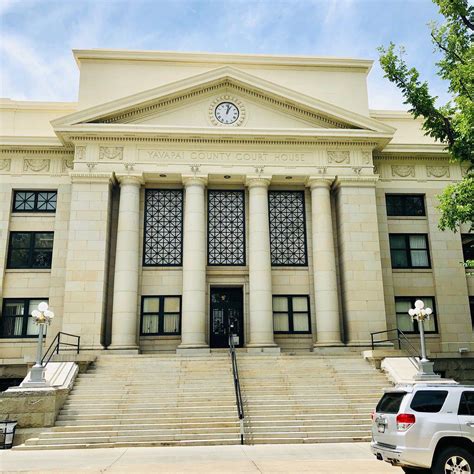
[28,302,54,386]
[408,299,440,380]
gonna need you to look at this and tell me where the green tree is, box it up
[378,0,473,240]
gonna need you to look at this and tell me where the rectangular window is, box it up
[141,296,181,335]
[7,232,54,269]
[386,194,425,217]
[13,190,57,212]
[376,392,406,414]
[458,391,474,416]
[273,295,310,334]
[208,190,245,265]
[395,297,438,334]
[389,234,430,269]
[269,191,308,266]
[143,189,183,266]
[462,234,474,261]
[410,390,448,413]
[1,299,47,338]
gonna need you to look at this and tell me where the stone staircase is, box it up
[16,352,390,449]
[239,354,389,444]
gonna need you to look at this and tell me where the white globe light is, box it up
[425,308,432,315]
[38,302,49,312]
[414,300,424,309]
[44,310,54,319]
[31,310,41,318]
[408,309,416,317]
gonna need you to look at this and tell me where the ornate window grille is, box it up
[268,191,308,266]
[208,190,246,265]
[143,189,183,266]
[13,190,57,212]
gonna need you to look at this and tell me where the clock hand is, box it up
[226,104,231,114]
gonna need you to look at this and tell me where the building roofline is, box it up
[0,98,77,111]
[72,49,373,73]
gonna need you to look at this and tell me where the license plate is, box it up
[377,424,385,433]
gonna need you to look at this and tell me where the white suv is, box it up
[371,383,474,474]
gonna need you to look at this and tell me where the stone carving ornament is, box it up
[426,166,450,178]
[99,146,123,160]
[23,158,50,172]
[0,159,11,171]
[63,158,74,171]
[391,165,415,178]
[327,151,350,164]
[361,151,371,164]
[75,146,86,160]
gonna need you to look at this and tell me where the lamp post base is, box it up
[413,360,441,381]
[21,364,50,388]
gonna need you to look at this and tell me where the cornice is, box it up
[0,136,68,149]
[333,176,379,188]
[70,172,115,184]
[379,143,448,155]
[73,49,373,73]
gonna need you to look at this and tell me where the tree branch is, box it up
[430,31,465,64]
[460,14,474,31]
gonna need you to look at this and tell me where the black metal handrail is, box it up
[228,327,245,445]
[41,332,80,366]
[370,328,419,369]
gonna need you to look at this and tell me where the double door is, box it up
[210,287,244,348]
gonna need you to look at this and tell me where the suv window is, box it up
[410,390,448,413]
[458,391,474,416]
[376,392,406,414]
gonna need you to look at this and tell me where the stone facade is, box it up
[0,50,472,364]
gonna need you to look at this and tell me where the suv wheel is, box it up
[433,446,474,474]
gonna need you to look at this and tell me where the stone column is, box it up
[246,177,277,350]
[178,176,208,350]
[308,178,342,346]
[110,175,143,351]
[334,177,387,345]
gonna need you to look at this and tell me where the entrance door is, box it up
[210,287,244,348]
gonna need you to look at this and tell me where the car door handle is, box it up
[466,422,474,427]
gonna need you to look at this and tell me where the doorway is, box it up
[209,287,244,348]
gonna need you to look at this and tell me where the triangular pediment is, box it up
[52,67,395,139]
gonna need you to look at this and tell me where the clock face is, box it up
[215,102,239,124]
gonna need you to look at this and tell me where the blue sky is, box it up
[0,0,450,109]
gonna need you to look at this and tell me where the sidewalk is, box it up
[0,443,401,473]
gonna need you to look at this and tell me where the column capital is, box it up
[306,177,335,190]
[245,176,271,188]
[182,175,208,187]
[116,174,144,186]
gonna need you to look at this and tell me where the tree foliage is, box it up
[378,0,473,234]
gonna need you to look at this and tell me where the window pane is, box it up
[376,392,406,414]
[164,297,180,313]
[35,233,54,249]
[11,233,31,249]
[410,250,429,267]
[9,249,29,267]
[389,235,407,249]
[462,234,474,261]
[293,313,309,332]
[395,299,411,313]
[397,313,414,332]
[391,249,409,268]
[410,390,448,413]
[405,196,425,216]
[143,298,159,313]
[458,392,474,416]
[32,250,52,268]
[2,301,25,337]
[14,192,35,211]
[273,297,288,312]
[163,314,180,333]
[292,297,308,312]
[423,316,436,332]
[27,300,46,336]
[36,192,57,211]
[142,314,159,334]
[386,195,403,216]
[409,235,427,249]
[274,313,289,332]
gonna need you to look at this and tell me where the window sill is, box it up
[392,268,432,273]
[0,338,38,342]
[142,266,182,271]
[139,335,181,339]
[387,216,427,221]
[5,268,52,273]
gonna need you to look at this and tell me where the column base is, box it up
[313,341,345,348]
[107,346,139,354]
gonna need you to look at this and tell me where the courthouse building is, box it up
[0,49,473,364]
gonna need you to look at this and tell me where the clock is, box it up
[209,96,246,126]
[215,101,239,124]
